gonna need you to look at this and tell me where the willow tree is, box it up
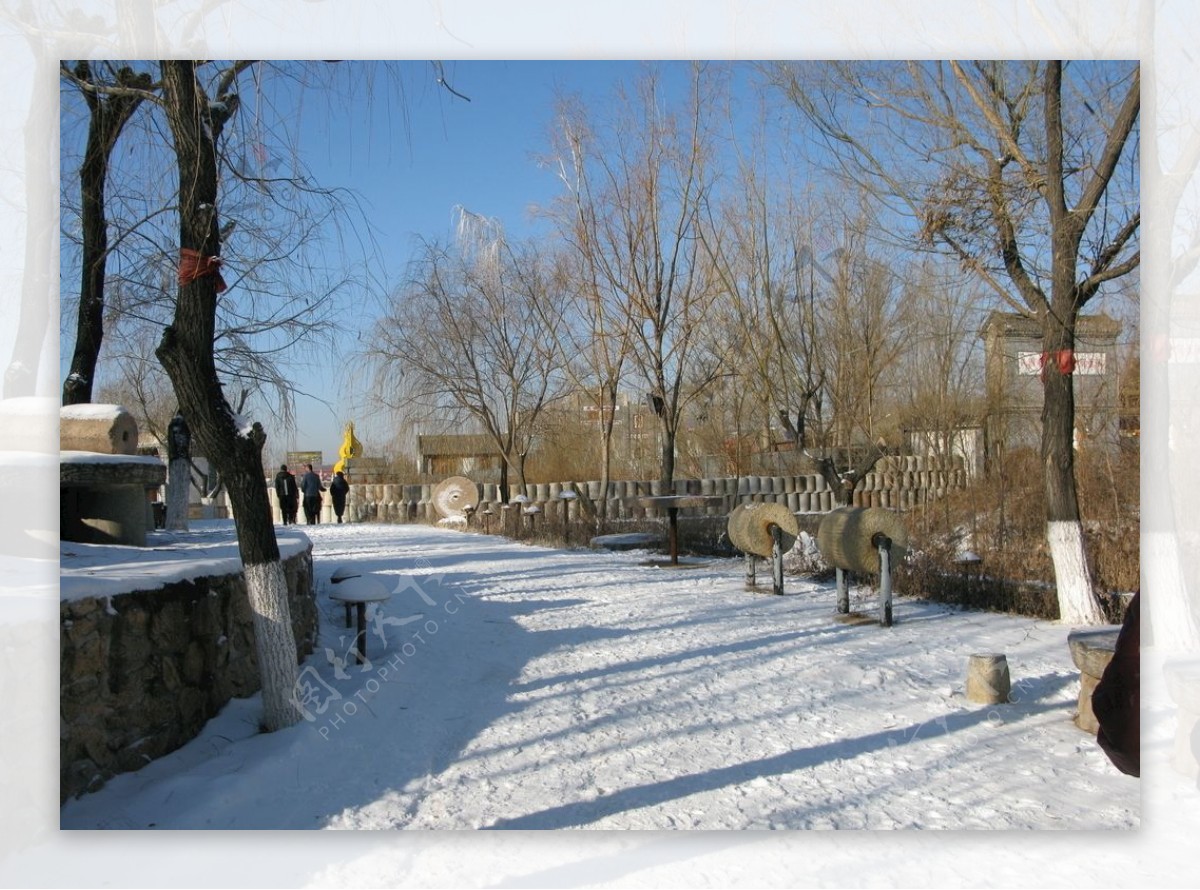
[771,61,1139,624]
[371,229,569,499]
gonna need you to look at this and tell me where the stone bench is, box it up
[1067,627,1120,733]
[61,454,166,547]
[60,404,165,547]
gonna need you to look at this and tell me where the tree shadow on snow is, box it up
[484,671,1077,830]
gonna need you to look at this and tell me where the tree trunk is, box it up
[515,452,529,496]
[597,419,613,532]
[156,61,301,732]
[660,426,676,489]
[1040,319,1105,625]
[62,112,109,406]
[62,65,150,406]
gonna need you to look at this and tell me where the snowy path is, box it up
[60,523,1137,831]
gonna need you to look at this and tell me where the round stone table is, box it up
[635,495,726,565]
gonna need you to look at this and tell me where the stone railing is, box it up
[267,455,966,527]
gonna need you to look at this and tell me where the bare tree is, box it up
[895,257,986,465]
[821,219,912,457]
[61,58,369,731]
[371,229,569,497]
[151,60,302,730]
[59,61,397,442]
[60,61,155,406]
[552,64,726,488]
[546,97,637,524]
[770,60,1139,624]
[700,155,829,459]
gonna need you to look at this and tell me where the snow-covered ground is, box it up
[57,521,1139,833]
[20,519,1200,887]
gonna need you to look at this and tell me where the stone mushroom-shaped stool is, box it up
[328,572,391,664]
[635,494,726,565]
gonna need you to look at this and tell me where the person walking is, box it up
[299,463,325,525]
[273,464,299,525]
[330,470,350,524]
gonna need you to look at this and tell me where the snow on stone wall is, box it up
[59,545,317,803]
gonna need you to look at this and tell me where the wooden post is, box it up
[876,533,893,627]
[771,523,784,595]
[836,567,849,613]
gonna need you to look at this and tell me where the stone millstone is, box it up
[60,403,139,455]
[431,475,480,519]
[727,502,798,558]
[816,506,909,575]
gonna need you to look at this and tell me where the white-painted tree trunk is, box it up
[166,457,189,531]
[1048,520,1105,625]
[243,560,302,731]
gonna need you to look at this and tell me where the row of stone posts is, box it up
[267,455,967,528]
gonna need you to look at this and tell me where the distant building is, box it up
[980,311,1122,465]
[418,434,504,481]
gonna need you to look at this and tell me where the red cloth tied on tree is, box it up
[1038,348,1075,380]
[178,248,227,292]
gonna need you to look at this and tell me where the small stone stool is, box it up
[1067,627,1120,733]
[966,653,1011,704]
[329,573,392,665]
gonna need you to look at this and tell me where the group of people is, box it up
[273,463,350,525]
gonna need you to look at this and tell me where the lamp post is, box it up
[481,505,494,534]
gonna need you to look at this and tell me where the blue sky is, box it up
[290,61,705,460]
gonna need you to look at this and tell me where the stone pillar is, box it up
[166,411,190,531]
[966,654,1011,705]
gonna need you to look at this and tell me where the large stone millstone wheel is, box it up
[727,502,799,558]
[431,475,480,519]
[816,506,909,575]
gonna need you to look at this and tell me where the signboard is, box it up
[286,450,323,469]
[1017,351,1106,376]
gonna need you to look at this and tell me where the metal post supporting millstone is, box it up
[771,523,784,595]
[875,533,893,627]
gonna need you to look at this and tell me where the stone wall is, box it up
[60,546,317,802]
